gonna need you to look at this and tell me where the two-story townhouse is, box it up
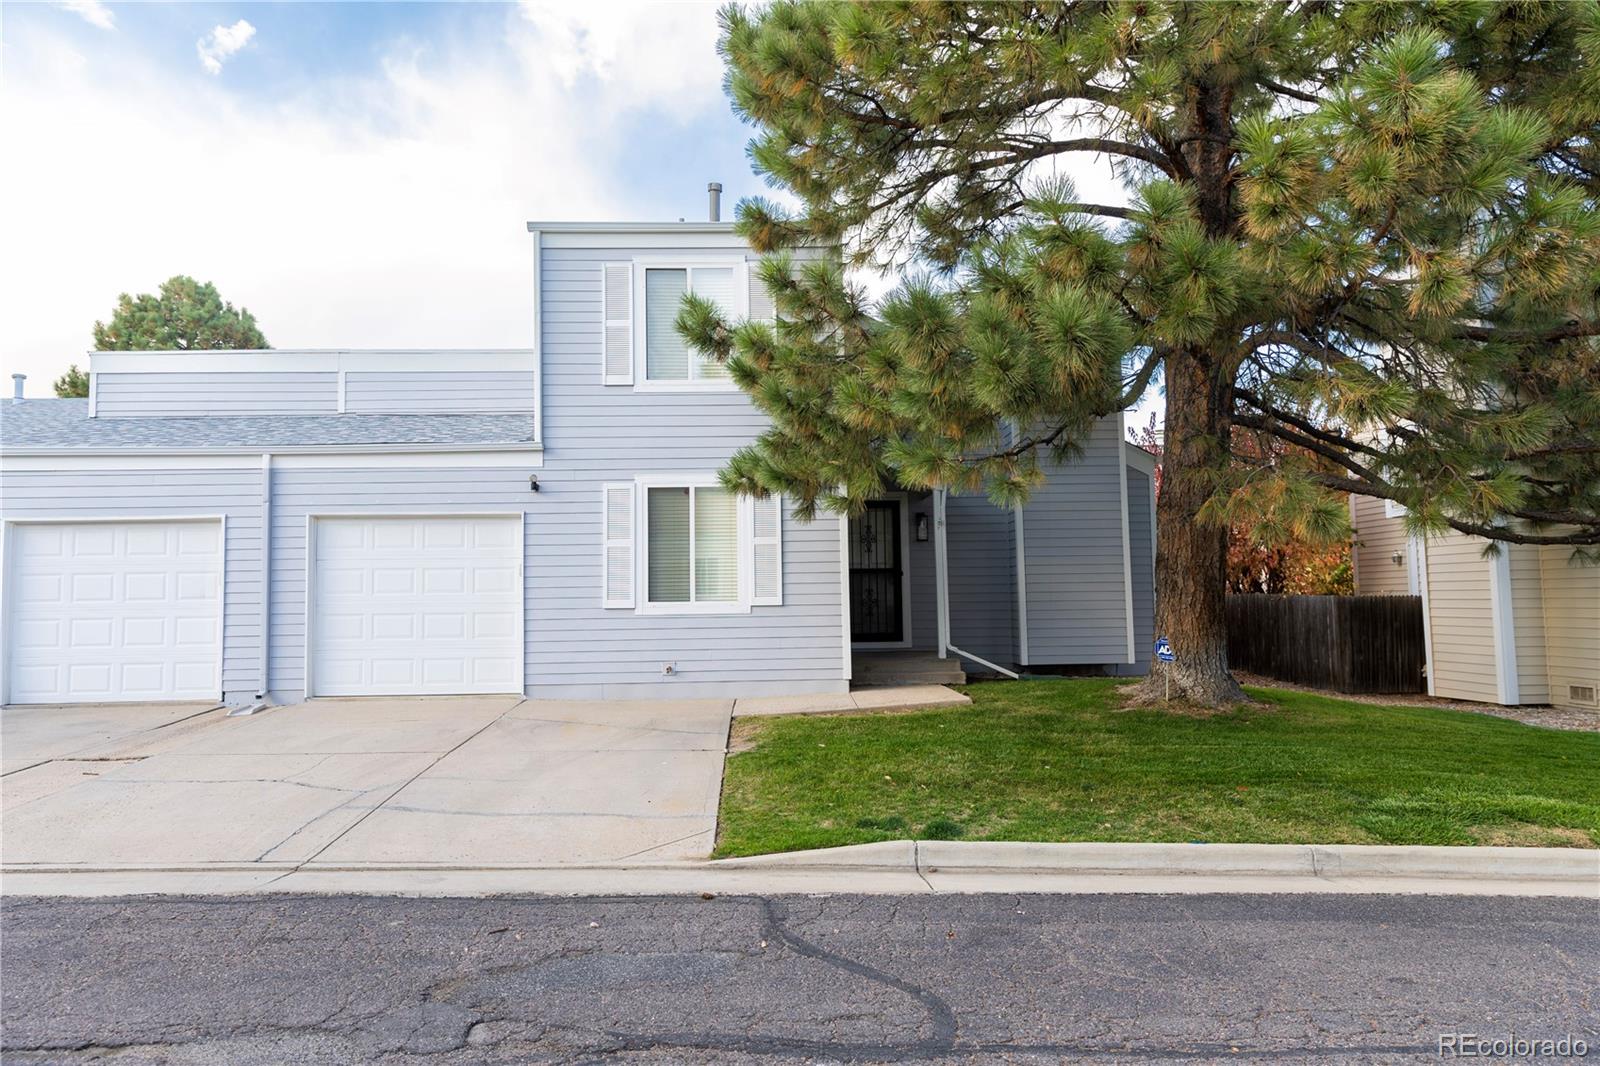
[0,208,1156,707]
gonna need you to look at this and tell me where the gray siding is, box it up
[1020,416,1132,665]
[945,492,1017,671]
[95,372,336,417]
[265,466,842,702]
[940,492,1017,669]
[1119,465,1154,677]
[0,467,264,701]
[343,371,536,414]
[534,242,845,697]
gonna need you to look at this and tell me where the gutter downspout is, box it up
[934,487,1021,679]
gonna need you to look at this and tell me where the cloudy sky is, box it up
[3,1,1151,418]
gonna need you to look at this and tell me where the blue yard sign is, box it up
[1154,637,1175,663]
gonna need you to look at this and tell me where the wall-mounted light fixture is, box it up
[1390,550,1404,566]
[915,513,930,542]
[529,475,541,493]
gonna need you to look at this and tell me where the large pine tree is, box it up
[681,1,1600,704]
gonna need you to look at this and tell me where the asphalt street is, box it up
[2,892,1594,1064]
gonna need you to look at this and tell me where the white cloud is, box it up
[197,19,256,75]
[516,0,723,104]
[0,6,732,389]
[60,0,114,30]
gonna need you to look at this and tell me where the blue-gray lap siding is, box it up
[94,373,337,417]
[0,467,264,702]
[534,242,846,697]
[944,493,1017,671]
[1019,416,1134,666]
[342,372,536,414]
[94,370,535,418]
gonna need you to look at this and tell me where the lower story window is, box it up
[647,485,738,604]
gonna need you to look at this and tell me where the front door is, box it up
[849,501,904,643]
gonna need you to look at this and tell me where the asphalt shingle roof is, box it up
[0,399,537,450]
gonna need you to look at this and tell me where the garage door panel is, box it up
[70,618,114,647]
[311,516,521,697]
[6,519,223,705]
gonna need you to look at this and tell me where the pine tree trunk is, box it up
[1134,344,1246,705]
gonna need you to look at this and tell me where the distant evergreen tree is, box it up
[680,2,1600,703]
[53,364,89,398]
[93,275,268,351]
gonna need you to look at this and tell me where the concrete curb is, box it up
[3,841,1593,898]
[718,840,1600,881]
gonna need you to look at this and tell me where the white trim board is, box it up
[88,350,534,374]
[838,512,852,680]
[1416,536,1436,697]
[529,227,545,446]
[2,448,544,471]
[1117,412,1137,665]
[1487,544,1521,705]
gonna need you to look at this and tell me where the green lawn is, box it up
[715,679,1600,857]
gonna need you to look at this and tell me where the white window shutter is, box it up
[602,483,636,608]
[751,493,783,606]
[748,260,777,323]
[602,263,633,385]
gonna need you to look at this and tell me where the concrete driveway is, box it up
[1,697,732,868]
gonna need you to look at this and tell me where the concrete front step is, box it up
[855,672,967,685]
[852,651,967,686]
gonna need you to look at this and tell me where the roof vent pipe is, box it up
[708,181,722,223]
[11,373,24,404]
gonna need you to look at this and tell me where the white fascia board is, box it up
[1,445,544,471]
[530,227,544,448]
[88,350,535,374]
[528,221,740,234]
[1123,440,1158,476]
[542,231,756,251]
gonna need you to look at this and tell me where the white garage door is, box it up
[5,520,223,704]
[310,516,523,697]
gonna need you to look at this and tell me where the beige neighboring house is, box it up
[1350,494,1600,711]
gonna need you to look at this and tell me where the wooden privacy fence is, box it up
[1226,595,1426,694]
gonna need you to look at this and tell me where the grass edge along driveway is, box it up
[715,679,1599,858]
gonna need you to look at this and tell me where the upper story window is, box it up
[601,257,764,391]
[644,266,737,384]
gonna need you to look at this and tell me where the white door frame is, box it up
[1,514,227,705]
[303,511,527,698]
[849,492,914,650]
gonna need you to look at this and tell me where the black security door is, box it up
[849,502,903,643]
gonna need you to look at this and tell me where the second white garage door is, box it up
[309,515,523,697]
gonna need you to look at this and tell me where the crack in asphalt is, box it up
[4,894,1593,1064]
[599,895,961,1061]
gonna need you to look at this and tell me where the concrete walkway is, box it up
[2,696,732,870]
